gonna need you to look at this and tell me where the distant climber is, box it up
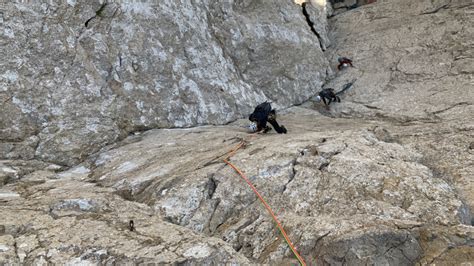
[129,220,135,231]
[248,102,287,134]
[337,57,353,70]
[316,81,354,106]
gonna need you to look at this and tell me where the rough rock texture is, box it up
[0,0,328,166]
[1,0,474,264]
[301,0,333,50]
[323,0,474,226]
[1,109,472,264]
[0,180,251,264]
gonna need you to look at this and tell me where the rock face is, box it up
[0,0,328,166]
[322,0,474,228]
[1,109,473,264]
[1,0,474,265]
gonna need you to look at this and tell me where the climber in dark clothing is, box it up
[317,88,340,105]
[316,82,354,106]
[337,57,353,70]
[248,102,287,134]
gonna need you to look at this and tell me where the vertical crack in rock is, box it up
[282,158,297,193]
[13,239,19,261]
[301,2,325,51]
[84,2,108,28]
[206,175,218,199]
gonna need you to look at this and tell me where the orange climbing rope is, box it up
[223,139,307,266]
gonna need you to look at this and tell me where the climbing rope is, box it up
[223,139,307,266]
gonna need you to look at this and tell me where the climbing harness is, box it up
[223,138,307,266]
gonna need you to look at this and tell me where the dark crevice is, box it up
[13,239,19,261]
[85,2,108,28]
[420,0,451,15]
[132,61,139,72]
[364,104,381,110]
[319,161,330,171]
[213,219,226,233]
[301,3,325,51]
[430,102,471,115]
[206,175,218,199]
[312,231,332,251]
[282,158,297,193]
[84,16,95,28]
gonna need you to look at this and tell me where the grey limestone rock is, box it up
[1,0,328,166]
[1,0,473,265]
